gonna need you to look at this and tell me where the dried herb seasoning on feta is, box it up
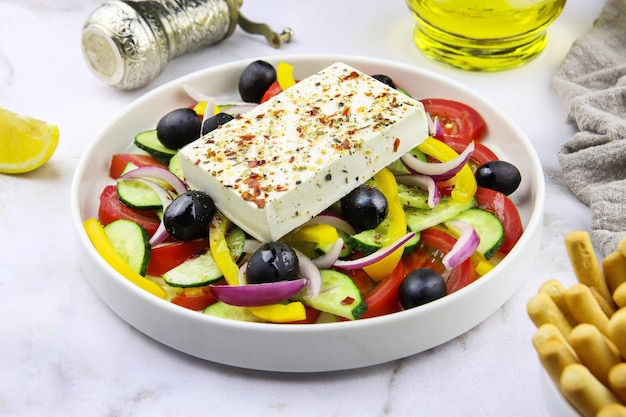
[180,62,429,242]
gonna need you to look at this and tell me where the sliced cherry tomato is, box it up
[171,285,219,311]
[260,78,301,103]
[260,81,283,103]
[146,239,209,276]
[343,267,377,296]
[437,137,499,167]
[98,185,161,236]
[421,98,486,145]
[109,153,168,179]
[473,187,523,254]
[359,261,406,319]
[433,139,500,197]
[403,228,476,294]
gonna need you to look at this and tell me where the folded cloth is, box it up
[553,0,626,256]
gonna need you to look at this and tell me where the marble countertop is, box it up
[0,0,607,416]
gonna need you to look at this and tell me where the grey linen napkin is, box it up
[553,0,626,256]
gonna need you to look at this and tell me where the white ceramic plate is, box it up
[71,54,545,372]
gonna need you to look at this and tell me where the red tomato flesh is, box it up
[438,137,499,167]
[359,261,406,319]
[473,187,523,254]
[403,228,476,295]
[98,185,161,236]
[260,81,283,103]
[421,98,486,145]
[171,285,219,311]
[146,239,209,276]
[109,153,168,179]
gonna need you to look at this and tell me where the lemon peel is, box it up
[0,107,59,174]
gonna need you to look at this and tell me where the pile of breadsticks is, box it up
[528,231,626,417]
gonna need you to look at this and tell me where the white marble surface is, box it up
[0,0,607,416]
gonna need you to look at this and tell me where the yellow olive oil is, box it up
[406,0,566,71]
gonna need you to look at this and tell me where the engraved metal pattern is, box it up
[82,0,233,90]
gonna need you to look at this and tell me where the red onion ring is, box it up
[400,141,475,182]
[183,84,214,103]
[119,166,188,195]
[442,220,480,269]
[311,238,344,270]
[294,249,322,298]
[210,279,307,307]
[333,232,416,270]
[396,174,441,208]
[304,211,356,236]
[125,178,175,246]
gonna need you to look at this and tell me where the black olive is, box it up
[371,74,396,89]
[246,242,300,284]
[475,160,522,196]
[340,184,388,232]
[163,190,216,241]
[201,112,234,135]
[156,108,202,150]
[238,60,277,103]
[399,268,447,309]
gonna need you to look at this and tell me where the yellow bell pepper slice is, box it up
[248,302,307,323]
[192,101,207,116]
[209,212,240,286]
[471,252,495,277]
[192,101,221,117]
[83,218,166,299]
[363,168,407,281]
[417,137,477,204]
[282,224,338,246]
[277,62,296,91]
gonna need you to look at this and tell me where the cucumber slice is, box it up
[116,162,165,210]
[315,229,352,258]
[405,196,476,233]
[203,301,264,322]
[296,269,367,320]
[348,227,420,256]
[397,183,431,209]
[103,219,151,276]
[446,208,504,260]
[168,151,184,181]
[134,129,177,165]
[162,227,246,287]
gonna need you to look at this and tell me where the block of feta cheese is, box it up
[180,62,429,242]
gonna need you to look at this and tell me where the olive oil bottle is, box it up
[406,0,566,71]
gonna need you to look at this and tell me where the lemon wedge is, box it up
[0,107,59,174]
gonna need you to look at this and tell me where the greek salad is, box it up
[84,60,524,324]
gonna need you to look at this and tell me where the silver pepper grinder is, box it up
[81,0,294,90]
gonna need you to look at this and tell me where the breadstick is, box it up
[533,323,578,360]
[567,323,621,387]
[590,285,618,318]
[564,283,610,337]
[613,282,626,309]
[597,403,626,417]
[565,231,612,305]
[608,363,626,404]
[603,251,626,295]
[539,279,577,326]
[560,363,620,417]
[535,338,579,385]
[527,292,573,337]
[607,308,626,360]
